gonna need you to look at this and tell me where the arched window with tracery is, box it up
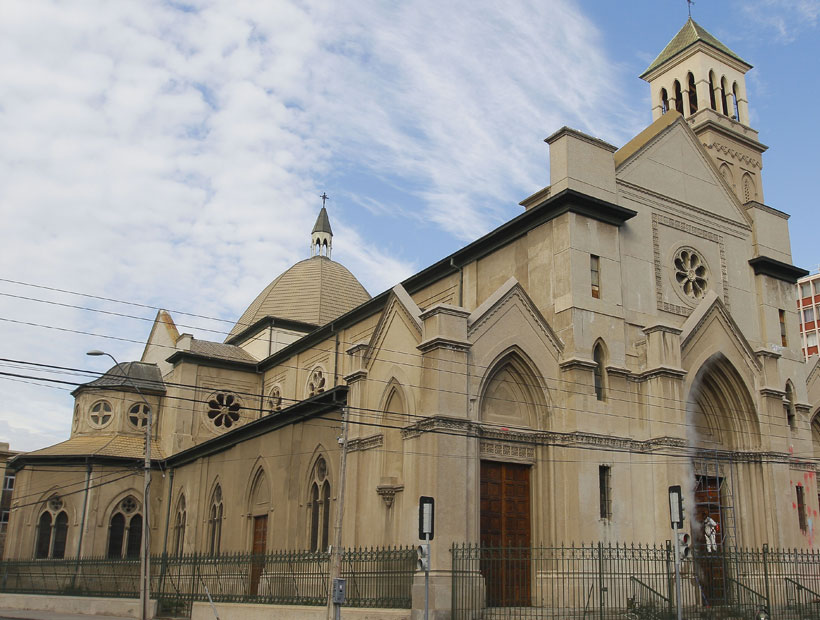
[34,495,68,559]
[742,173,756,203]
[208,485,223,555]
[674,80,684,114]
[174,495,186,556]
[308,456,331,552]
[267,385,283,414]
[593,343,607,401]
[106,495,142,558]
[687,72,698,113]
[307,368,326,398]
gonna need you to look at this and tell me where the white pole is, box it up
[673,525,682,620]
[327,406,349,620]
[87,351,152,620]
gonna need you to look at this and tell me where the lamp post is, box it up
[87,350,152,620]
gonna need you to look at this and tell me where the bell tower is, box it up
[640,18,767,203]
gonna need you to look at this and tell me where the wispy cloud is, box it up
[0,0,633,450]
[737,0,820,42]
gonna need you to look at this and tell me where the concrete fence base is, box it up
[0,593,157,618]
[191,602,410,620]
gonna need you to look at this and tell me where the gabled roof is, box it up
[72,362,165,396]
[641,18,750,79]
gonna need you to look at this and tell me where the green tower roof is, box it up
[640,18,750,79]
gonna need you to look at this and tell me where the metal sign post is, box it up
[418,497,434,620]
[668,486,684,620]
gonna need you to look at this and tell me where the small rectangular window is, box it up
[808,332,818,348]
[797,486,807,533]
[805,307,815,323]
[801,282,812,298]
[590,255,600,299]
[599,465,612,520]
[779,309,788,347]
[0,510,8,524]
[3,475,13,492]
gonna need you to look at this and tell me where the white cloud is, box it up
[737,0,819,42]
[0,0,634,451]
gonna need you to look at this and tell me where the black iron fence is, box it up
[0,546,416,617]
[451,542,820,619]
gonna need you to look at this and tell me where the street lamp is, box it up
[87,350,152,620]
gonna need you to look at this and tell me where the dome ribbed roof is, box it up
[226,256,370,341]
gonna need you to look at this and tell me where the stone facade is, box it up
[5,18,820,618]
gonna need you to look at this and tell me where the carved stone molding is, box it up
[480,440,536,463]
[376,484,404,508]
[401,416,471,440]
[704,141,762,169]
[348,434,383,452]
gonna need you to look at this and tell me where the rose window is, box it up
[308,369,326,397]
[267,386,282,414]
[120,496,138,514]
[48,496,63,512]
[674,248,708,300]
[207,392,241,429]
[128,403,150,429]
[316,457,327,482]
[89,401,113,427]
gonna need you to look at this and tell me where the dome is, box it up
[226,255,370,341]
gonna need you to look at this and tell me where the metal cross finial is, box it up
[687,0,694,18]
[320,192,329,208]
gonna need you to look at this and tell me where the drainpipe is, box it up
[332,324,340,385]
[450,258,463,306]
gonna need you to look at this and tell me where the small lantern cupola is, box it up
[311,195,333,258]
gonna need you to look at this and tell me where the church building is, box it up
[5,17,819,618]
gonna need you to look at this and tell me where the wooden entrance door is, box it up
[249,515,267,595]
[694,476,725,605]
[480,461,531,607]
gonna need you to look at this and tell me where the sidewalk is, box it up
[0,610,134,620]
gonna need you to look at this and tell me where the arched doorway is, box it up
[687,354,760,604]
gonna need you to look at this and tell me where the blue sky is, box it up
[1,0,818,451]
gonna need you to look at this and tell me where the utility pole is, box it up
[88,350,153,620]
[327,406,349,620]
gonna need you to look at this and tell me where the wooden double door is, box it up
[480,461,532,607]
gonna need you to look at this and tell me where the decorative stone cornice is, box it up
[416,337,471,354]
[347,434,383,452]
[376,483,404,508]
[401,416,472,440]
[605,365,632,378]
[480,440,536,463]
[642,322,683,336]
[703,140,762,169]
[559,357,597,372]
[343,370,368,384]
[628,366,687,383]
[759,387,786,399]
[749,256,809,284]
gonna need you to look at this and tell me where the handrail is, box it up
[629,576,670,605]
[728,577,766,605]
[785,576,820,600]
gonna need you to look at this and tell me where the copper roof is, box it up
[227,256,370,341]
[641,18,749,78]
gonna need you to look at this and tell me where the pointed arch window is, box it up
[34,495,68,559]
[673,80,684,114]
[742,174,755,203]
[687,72,698,113]
[308,456,331,552]
[708,72,717,110]
[208,486,223,555]
[732,83,740,121]
[174,496,186,556]
[106,495,142,558]
[785,383,797,431]
[720,77,729,116]
[593,344,607,401]
[660,88,669,114]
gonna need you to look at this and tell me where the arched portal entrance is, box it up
[687,354,760,604]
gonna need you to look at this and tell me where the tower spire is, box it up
[311,193,333,258]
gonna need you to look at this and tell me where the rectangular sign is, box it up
[418,496,434,540]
